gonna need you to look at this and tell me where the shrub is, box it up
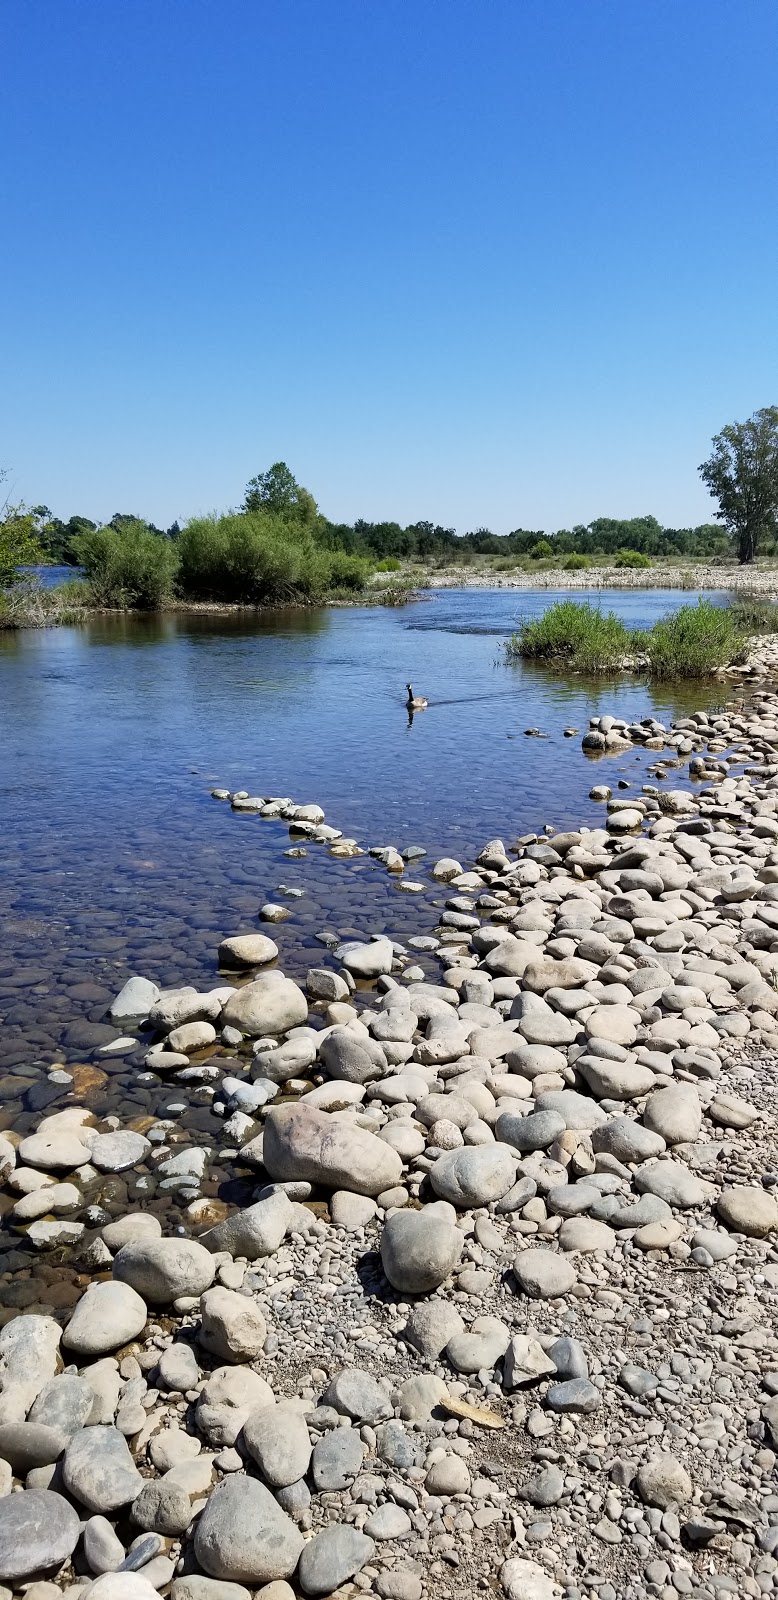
[728,594,778,634]
[647,599,742,679]
[176,512,370,604]
[529,539,554,559]
[563,553,589,571]
[375,557,401,572]
[505,600,632,672]
[0,508,44,588]
[615,548,652,568]
[73,522,178,608]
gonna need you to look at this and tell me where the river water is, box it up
[0,587,727,1121]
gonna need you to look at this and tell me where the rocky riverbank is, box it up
[425,563,778,594]
[0,691,777,1600]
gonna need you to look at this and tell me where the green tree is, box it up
[243,462,318,524]
[0,472,45,586]
[699,407,778,564]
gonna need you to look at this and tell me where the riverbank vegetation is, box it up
[505,596,763,679]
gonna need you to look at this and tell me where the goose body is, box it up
[406,682,428,710]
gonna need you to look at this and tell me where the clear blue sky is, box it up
[2,1,776,533]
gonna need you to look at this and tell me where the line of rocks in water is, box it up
[0,695,777,1600]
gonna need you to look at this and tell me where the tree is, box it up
[243,462,318,524]
[0,470,45,587]
[699,407,778,564]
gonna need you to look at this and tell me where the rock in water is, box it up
[0,1488,81,1580]
[194,1477,304,1583]
[263,1103,402,1196]
[220,977,308,1037]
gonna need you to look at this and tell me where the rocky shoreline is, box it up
[425,564,778,595]
[0,690,777,1600]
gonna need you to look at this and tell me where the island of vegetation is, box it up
[2,406,778,630]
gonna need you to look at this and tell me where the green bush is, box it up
[529,539,554,559]
[74,522,178,609]
[563,553,589,571]
[647,599,742,678]
[505,600,632,672]
[614,548,652,569]
[176,512,370,604]
[728,594,778,634]
[375,557,401,572]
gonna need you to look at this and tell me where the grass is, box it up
[646,598,744,679]
[505,599,635,673]
[728,593,778,634]
[506,596,749,678]
[0,576,90,628]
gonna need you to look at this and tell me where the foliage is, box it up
[73,522,179,608]
[243,462,318,525]
[647,599,743,678]
[563,553,589,570]
[615,548,652,568]
[0,576,89,628]
[699,408,778,565]
[375,557,401,571]
[506,601,633,673]
[728,594,778,635]
[0,506,45,587]
[529,538,554,559]
[177,512,369,604]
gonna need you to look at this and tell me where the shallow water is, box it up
[0,588,729,1119]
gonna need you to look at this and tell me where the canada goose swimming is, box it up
[406,682,428,710]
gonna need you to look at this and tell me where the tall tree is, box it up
[699,407,778,564]
[243,462,318,524]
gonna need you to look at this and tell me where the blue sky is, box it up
[2,1,776,532]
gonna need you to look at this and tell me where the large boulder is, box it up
[218,935,278,968]
[263,1104,402,1196]
[221,976,308,1038]
[194,1477,304,1583]
[108,976,160,1026]
[319,1028,387,1085]
[380,1204,463,1293]
[339,939,394,978]
[113,1238,215,1304]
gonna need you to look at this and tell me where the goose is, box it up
[406,682,428,710]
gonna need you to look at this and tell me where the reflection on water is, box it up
[0,587,733,1105]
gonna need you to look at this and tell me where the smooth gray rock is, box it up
[201,1192,293,1259]
[429,1143,517,1207]
[637,1454,692,1508]
[83,1515,126,1575]
[172,1581,251,1600]
[29,1374,95,1436]
[403,1302,465,1359]
[131,1479,192,1535]
[90,1132,152,1173]
[297,1526,375,1597]
[242,1404,312,1487]
[533,1091,607,1130]
[63,1426,143,1513]
[643,1086,702,1145]
[0,1421,67,1472]
[109,976,159,1026]
[319,1028,386,1085]
[194,1476,304,1583]
[113,1238,216,1304]
[324,1369,391,1423]
[634,1162,706,1209]
[524,1464,565,1506]
[447,1316,510,1373]
[381,1204,463,1293]
[199,1287,267,1363]
[0,1488,81,1580]
[64,1280,148,1356]
[548,1336,589,1380]
[157,1342,200,1391]
[591,1117,666,1165]
[339,939,394,978]
[311,1427,364,1490]
[545,1378,601,1413]
[495,1110,565,1153]
[512,1249,576,1299]
[717,1186,778,1237]
[221,976,308,1037]
[263,1103,402,1196]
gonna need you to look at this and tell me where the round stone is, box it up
[716,1186,778,1238]
[512,1250,577,1299]
[112,1238,216,1304]
[637,1454,692,1508]
[0,1489,81,1581]
[64,1281,148,1356]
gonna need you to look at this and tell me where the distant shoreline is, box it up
[418,560,778,594]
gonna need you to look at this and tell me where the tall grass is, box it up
[728,594,778,635]
[505,600,634,672]
[0,576,90,628]
[176,513,369,604]
[74,522,178,609]
[506,596,747,678]
[646,599,744,678]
